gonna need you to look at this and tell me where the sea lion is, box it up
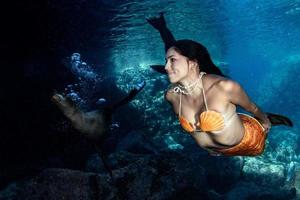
[51,80,146,142]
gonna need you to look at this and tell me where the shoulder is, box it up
[202,74,225,89]
[217,78,241,94]
[165,84,181,103]
[164,88,176,102]
[203,74,240,93]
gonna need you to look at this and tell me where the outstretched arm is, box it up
[147,12,176,51]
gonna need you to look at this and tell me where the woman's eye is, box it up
[171,58,175,62]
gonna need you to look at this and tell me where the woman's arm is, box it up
[221,80,271,132]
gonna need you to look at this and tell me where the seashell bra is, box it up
[177,72,225,133]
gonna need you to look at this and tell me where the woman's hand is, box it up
[260,114,272,133]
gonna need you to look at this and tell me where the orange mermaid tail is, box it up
[216,113,267,156]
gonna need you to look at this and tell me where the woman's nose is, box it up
[165,62,170,71]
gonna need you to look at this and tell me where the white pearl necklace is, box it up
[173,75,201,95]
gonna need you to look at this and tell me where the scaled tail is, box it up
[146,12,167,30]
[146,12,176,51]
[266,112,293,127]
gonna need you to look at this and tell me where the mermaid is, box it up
[147,13,292,156]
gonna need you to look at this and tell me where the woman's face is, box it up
[165,47,190,83]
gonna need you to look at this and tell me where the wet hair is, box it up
[171,39,226,77]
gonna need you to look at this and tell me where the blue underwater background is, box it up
[1,0,300,199]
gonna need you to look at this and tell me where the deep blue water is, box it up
[57,0,300,165]
[94,0,300,127]
[40,0,300,164]
[1,0,300,198]
[95,0,300,108]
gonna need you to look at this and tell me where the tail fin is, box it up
[266,112,293,127]
[146,12,176,51]
[146,12,167,30]
[107,80,146,112]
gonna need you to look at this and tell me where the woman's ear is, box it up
[188,60,198,70]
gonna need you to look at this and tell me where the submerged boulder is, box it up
[243,158,285,186]
[16,168,116,200]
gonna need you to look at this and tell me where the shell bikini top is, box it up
[176,72,228,133]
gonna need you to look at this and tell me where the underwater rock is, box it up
[194,155,244,193]
[4,151,209,200]
[2,149,297,199]
[163,134,185,150]
[292,165,300,199]
[243,158,285,186]
[115,130,162,155]
[286,161,297,184]
[268,129,299,163]
[224,181,296,200]
[85,153,107,173]
[0,182,19,200]
[15,168,116,200]
[108,150,208,200]
[224,181,260,200]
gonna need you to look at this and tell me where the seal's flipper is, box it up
[107,80,146,112]
[150,65,167,75]
[266,112,293,127]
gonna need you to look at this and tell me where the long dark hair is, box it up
[171,40,226,77]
